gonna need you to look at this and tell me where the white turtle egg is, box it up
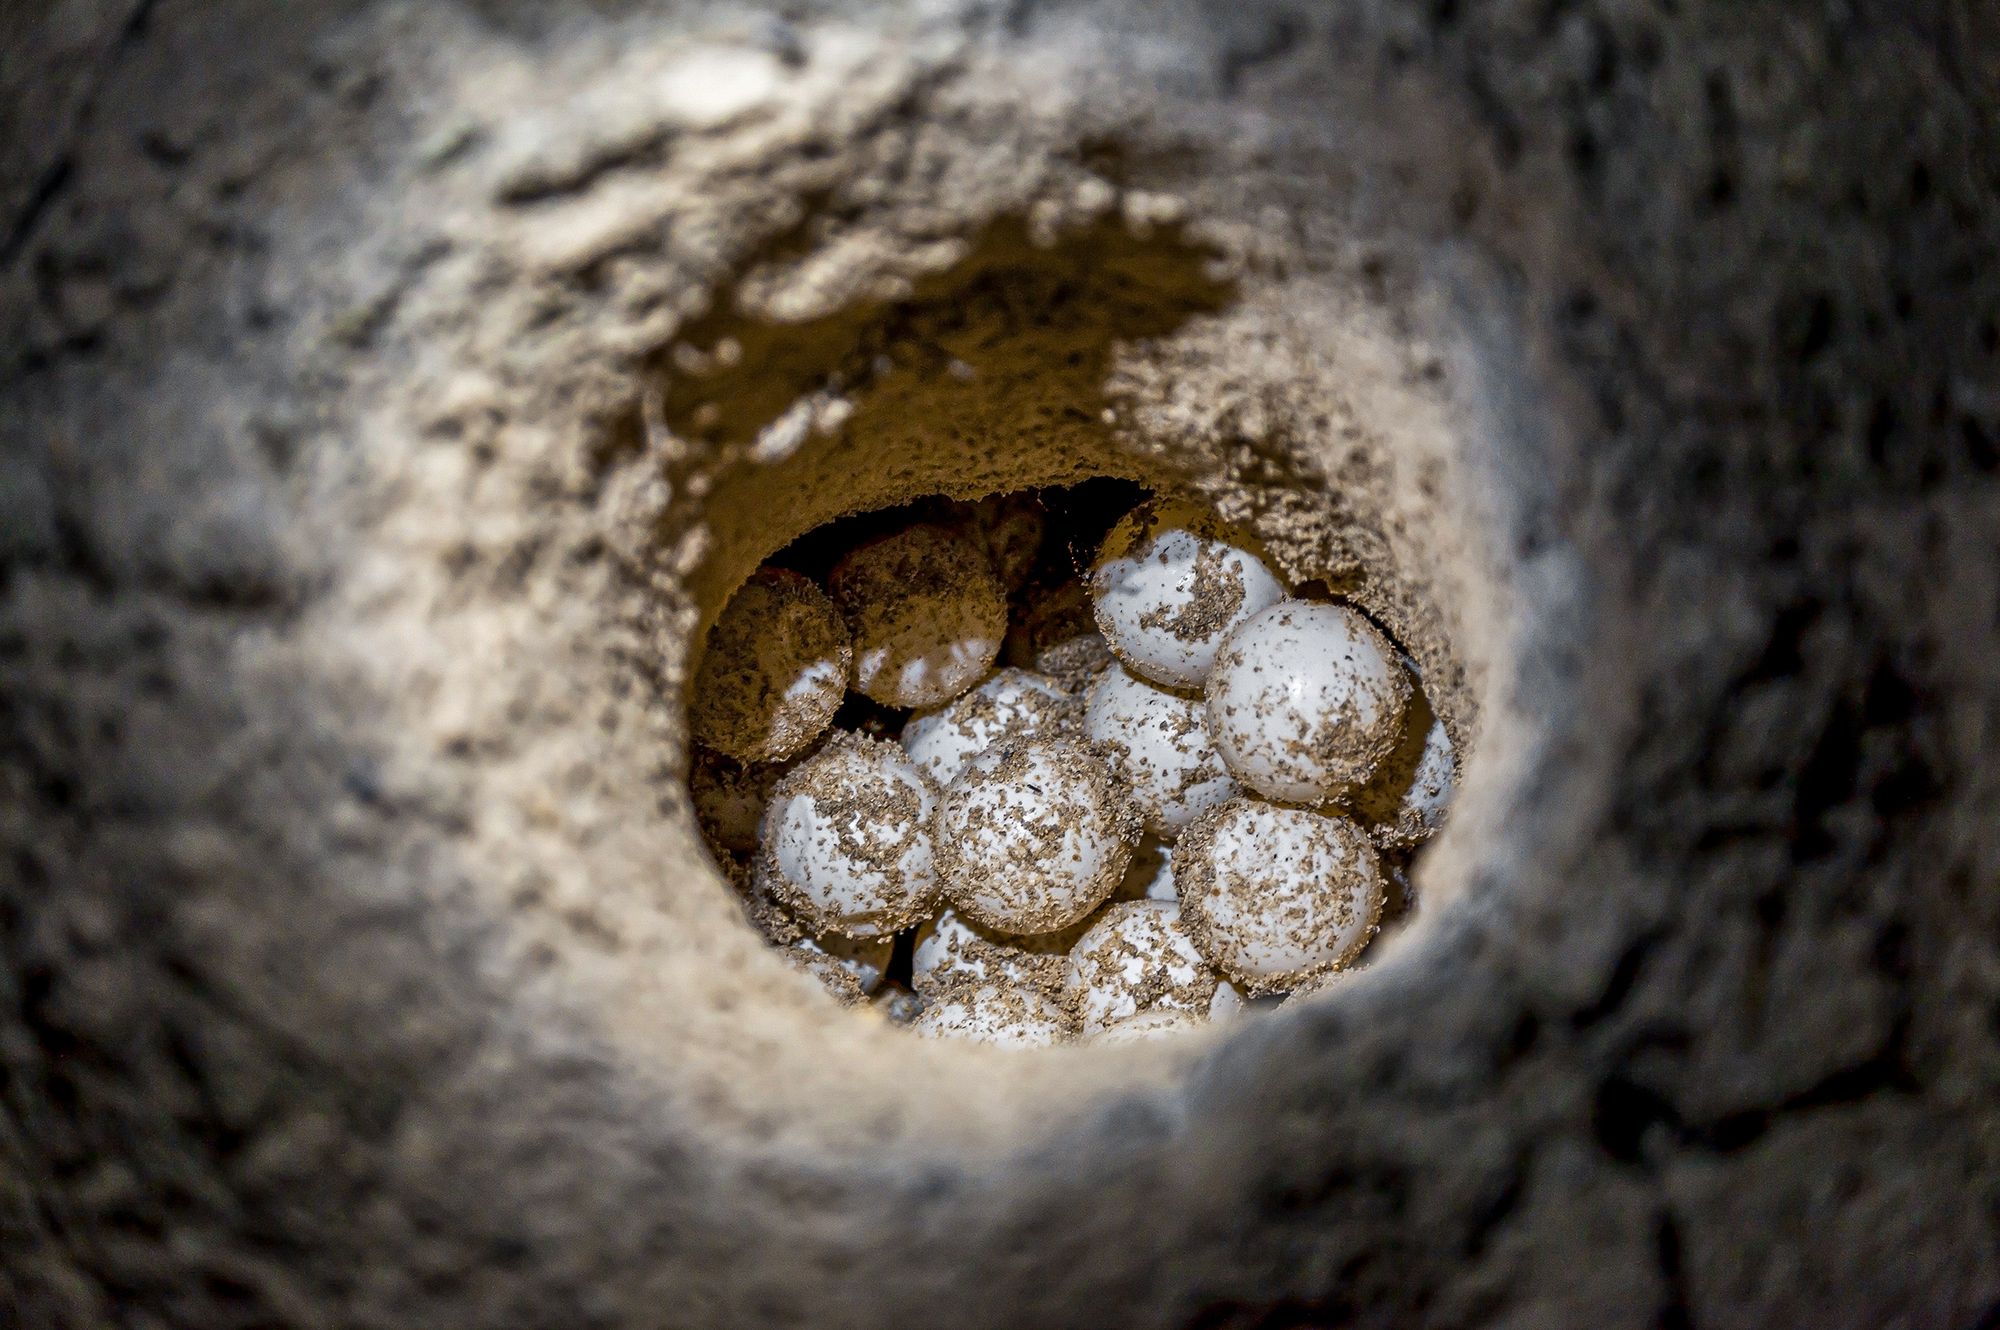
[1114,838,1177,903]
[757,733,939,938]
[1089,498,1286,689]
[729,855,894,993]
[1346,688,1457,850]
[901,668,1072,786]
[689,747,792,854]
[689,567,851,763]
[787,948,870,1005]
[1089,1008,1205,1044]
[794,932,895,995]
[831,523,1007,708]
[1284,965,1350,1005]
[1205,601,1411,804]
[910,904,1081,999]
[1176,799,1385,994]
[1064,900,1215,1032]
[933,737,1137,935]
[1005,576,1117,695]
[1085,663,1238,836]
[912,981,1069,1048]
[963,491,1044,592]
[1208,978,1282,1019]
[871,984,925,1025]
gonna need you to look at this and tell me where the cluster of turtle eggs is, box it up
[688,489,1456,1047]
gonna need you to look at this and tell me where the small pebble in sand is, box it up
[689,568,851,762]
[1085,663,1238,837]
[1175,799,1385,995]
[1205,601,1411,804]
[1064,900,1215,1032]
[1090,499,1286,689]
[832,524,1007,708]
[912,981,1069,1047]
[758,733,939,938]
[901,668,1073,786]
[933,738,1138,935]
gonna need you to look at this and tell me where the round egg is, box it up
[729,838,896,993]
[1345,685,1457,850]
[794,932,895,995]
[831,523,1007,708]
[932,737,1138,935]
[787,948,870,1005]
[1035,632,1116,697]
[1176,799,1385,994]
[1284,965,1350,1005]
[1089,1008,1206,1043]
[1064,900,1215,1032]
[757,733,939,938]
[1085,663,1238,837]
[912,981,1069,1048]
[910,904,1082,1000]
[1208,978,1251,1019]
[870,984,925,1026]
[1089,498,1286,689]
[689,567,851,763]
[1114,838,1176,903]
[689,746,792,854]
[963,491,1045,592]
[1205,601,1412,804]
[901,668,1073,787]
[1003,576,1117,696]
[1208,978,1281,1019]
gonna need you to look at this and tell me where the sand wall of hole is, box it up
[12,3,1991,1323]
[588,210,1532,1152]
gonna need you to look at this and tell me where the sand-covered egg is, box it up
[794,932,895,995]
[912,981,1069,1048]
[787,948,871,1005]
[757,733,939,938]
[910,904,1082,999]
[1064,900,1215,1032]
[1205,601,1411,804]
[689,747,792,854]
[933,738,1138,934]
[1088,1008,1206,1044]
[831,523,1007,708]
[1207,978,1282,1019]
[960,491,1045,592]
[901,668,1072,786]
[1345,685,1457,850]
[1114,838,1177,903]
[1004,575,1115,695]
[689,568,851,763]
[1176,799,1385,994]
[1085,663,1238,836]
[730,861,896,994]
[1090,499,1286,689]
